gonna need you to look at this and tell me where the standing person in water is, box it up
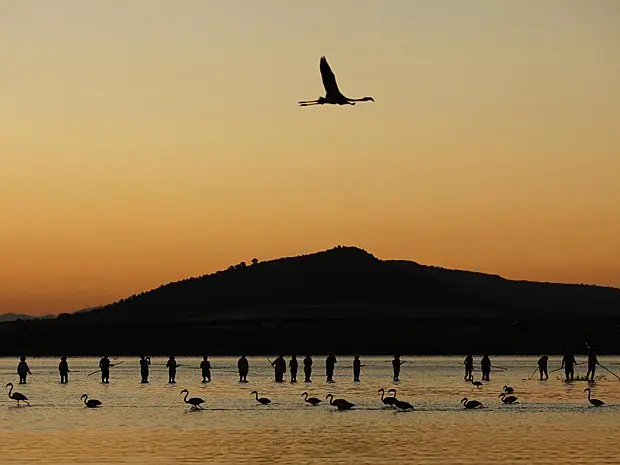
[392,355,406,382]
[271,354,286,383]
[585,345,599,381]
[537,355,549,380]
[17,356,32,384]
[289,355,298,383]
[200,355,211,383]
[99,355,112,384]
[480,354,491,381]
[238,355,249,383]
[303,355,313,383]
[58,356,70,384]
[139,356,151,383]
[166,355,180,383]
[561,350,576,381]
[463,354,474,381]
[353,355,362,382]
[325,353,337,383]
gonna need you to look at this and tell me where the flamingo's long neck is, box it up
[7,385,13,398]
[83,396,88,405]
[254,392,259,401]
[379,390,385,401]
[183,392,189,403]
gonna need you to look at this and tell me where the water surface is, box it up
[1,356,619,464]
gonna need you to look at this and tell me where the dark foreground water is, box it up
[1,356,619,464]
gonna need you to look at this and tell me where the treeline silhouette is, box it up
[1,246,619,355]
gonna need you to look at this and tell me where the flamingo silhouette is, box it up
[6,383,29,406]
[180,389,205,409]
[81,394,102,408]
[301,392,321,406]
[584,388,605,407]
[326,394,355,410]
[299,56,374,107]
[461,397,483,409]
[251,391,271,405]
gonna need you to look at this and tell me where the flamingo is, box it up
[298,56,374,107]
[251,391,271,405]
[471,380,483,388]
[81,394,102,408]
[389,390,414,412]
[326,394,355,411]
[301,392,321,406]
[584,388,605,407]
[6,382,29,406]
[461,397,483,409]
[180,389,205,409]
[503,385,515,394]
[378,388,397,407]
[498,393,518,404]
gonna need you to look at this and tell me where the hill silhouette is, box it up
[1,246,619,355]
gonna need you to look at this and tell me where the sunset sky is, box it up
[1,1,619,315]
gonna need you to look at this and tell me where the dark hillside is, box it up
[1,246,619,355]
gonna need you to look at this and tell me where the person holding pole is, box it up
[537,355,549,380]
[561,350,576,382]
[585,345,599,382]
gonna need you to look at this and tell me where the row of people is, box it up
[14,354,409,384]
[462,346,600,382]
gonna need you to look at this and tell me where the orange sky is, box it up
[1,1,619,315]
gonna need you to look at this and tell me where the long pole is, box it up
[529,367,539,379]
[598,364,620,381]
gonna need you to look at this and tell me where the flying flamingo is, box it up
[6,382,29,406]
[81,394,102,408]
[180,389,205,409]
[298,56,374,107]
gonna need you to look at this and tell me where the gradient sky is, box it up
[1,1,619,315]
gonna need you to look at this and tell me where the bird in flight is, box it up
[298,56,374,107]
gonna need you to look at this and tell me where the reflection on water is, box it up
[1,356,619,464]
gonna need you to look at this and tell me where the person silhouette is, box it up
[238,355,249,383]
[200,355,211,383]
[537,355,549,380]
[463,354,474,381]
[585,345,599,381]
[99,356,111,384]
[289,355,298,383]
[17,356,32,384]
[140,356,151,383]
[325,353,337,383]
[166,355,179,383]
[272,354,286,382]
[392,355,405,382]
[58,356,70,384]
[303,355,313,383]
[561,350,576,381]
[480,354,491,381]
[353,355,362,382]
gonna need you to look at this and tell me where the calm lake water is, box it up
[1,356,619,464]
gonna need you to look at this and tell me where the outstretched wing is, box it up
[320,56,341,96]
